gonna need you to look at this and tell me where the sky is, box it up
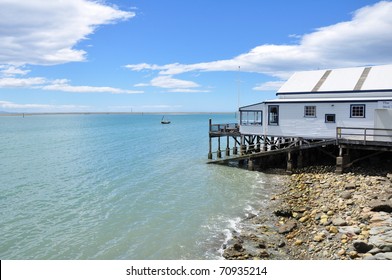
[1,0,392,113]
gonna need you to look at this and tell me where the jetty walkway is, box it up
[208,120,392,174]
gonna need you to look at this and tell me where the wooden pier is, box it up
[208,119,392,174]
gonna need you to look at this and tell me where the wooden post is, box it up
[255,136,261,152]
[240,135,247,155]
[226,136,230,156]
[217,136,222,158]
[233,137,238,155]
[336,146,344,174]
[286,151,293,174]
[297,150,303,168]
[208,119,213,159]
[248,159,255,171]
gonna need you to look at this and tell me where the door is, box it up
[374,109,392,141]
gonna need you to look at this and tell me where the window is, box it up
[304,106,316,117]
[350,104,365,118]
[325,114,336,123]
[268,105,279,125]
[240,111,262,125]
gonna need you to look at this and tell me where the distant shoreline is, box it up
[0,111,236,117]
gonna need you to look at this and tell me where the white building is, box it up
[239,64,392,141]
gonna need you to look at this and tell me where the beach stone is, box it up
[294,239,303,246]
[337,249,346,256]
[233,243,243,251]
[369,200,392,213]
[319,214,331,226]
[370,213,392,226]
[329,226,339,234]
[368,247,382,254]
[353,241,374,253]
[345,183,357,190]
[299,215,309,223]
[346,199,354,206]
[327,210,334,216]
[340,191,352,199]
[369,231,392,249]
[348,251,359,259]
[313,233,325,242]
[332,217,347,226]
[374,252,392,260]
[278,220,297,234]
[364,255,377,260]
[339,226,361,235]
[257,250,270,258]
[274,209,293,218]
[293,207,307,213]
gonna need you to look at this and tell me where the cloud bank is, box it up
[126,1,392,91]
[0,0,134,65]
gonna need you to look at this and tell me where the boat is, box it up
[161,116,171,124]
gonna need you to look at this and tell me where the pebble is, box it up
[332,217,347,226]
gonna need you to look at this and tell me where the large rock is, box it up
[369,228,392,250]
[274,209,293,218]
[370,212,392,226]
[374,252,392,260]
[353,241,374,253]
[339,226,361,235]
[278,220,297,234]
[369,200,392,213]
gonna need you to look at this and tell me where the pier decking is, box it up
[208,119,392,173]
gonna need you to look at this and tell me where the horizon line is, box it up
[0,111,237,116]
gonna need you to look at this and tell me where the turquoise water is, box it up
[0,114,278,259]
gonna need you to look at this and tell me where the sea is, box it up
[0,113,280,260]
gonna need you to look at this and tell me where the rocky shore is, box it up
[223,166,392,260]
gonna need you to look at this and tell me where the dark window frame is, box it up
[325,114,336,123]
[240,110,262,126]
[304,106,317,118]
[268,105,279,126]
[350,104,366,118]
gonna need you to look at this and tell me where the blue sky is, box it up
[1,0,392,113]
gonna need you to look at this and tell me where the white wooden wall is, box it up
[265,102,378,138]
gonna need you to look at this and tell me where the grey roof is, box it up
[277,64,392,94]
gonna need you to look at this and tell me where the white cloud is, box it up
[0,77,143,94]
[0,0,134,65]
[0,77,46,87]
[167,88,210,93]
[125,1,392,81]
[150,76,199,89]
[42,79,143,94]
[253,81,285,91]
[0,65,30,76]
[0,100,89,110]
[133,75,210,92]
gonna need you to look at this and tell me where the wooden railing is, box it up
[336,127,392,144]
[209,123,239,134]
